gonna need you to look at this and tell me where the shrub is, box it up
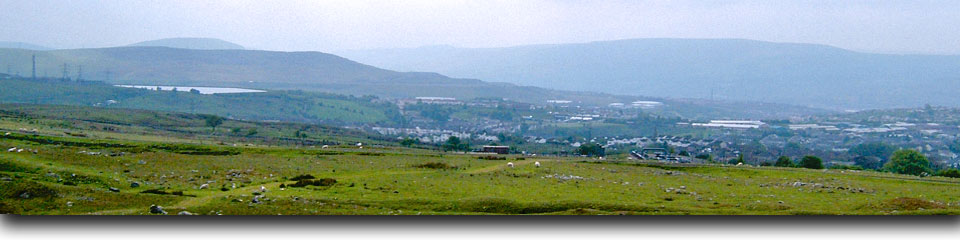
[774,156,794,167]
[415,162,455,169]
[799,155,824,169]
[478,156,506,160]
[289,178,337,187]
[400,138,418,147]
[140,189,169,195]
[289,174,316,181]
[934,169,960,178]
[576,143,605,157]
[852,156,885,170]
[883,150,931,176]
[829,164,864,170]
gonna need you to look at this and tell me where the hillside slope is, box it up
[337,39,960,110]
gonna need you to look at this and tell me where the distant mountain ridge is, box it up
[0,41,53,50]
[0,46,611,104]
[127,38,245,50]
[336,38,960,110]
[0,46,827,119]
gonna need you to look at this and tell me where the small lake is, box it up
[115,85,267,94]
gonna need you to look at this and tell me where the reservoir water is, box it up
[115,85,266,94]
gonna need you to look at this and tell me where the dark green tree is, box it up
[935,169,960,178]
[442,136,468,152]
[400,138,418,147]
[774,156,794,167]
[849,142,897,161]
[203,115,224,134]
[883,150,931,176]
[576,143,605,157]
[800,155,824,169]
[852,156,884,170]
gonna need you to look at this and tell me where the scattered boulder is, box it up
[130,182,141,188]
[66,201,74,207]
[177,211,194,215]
[19,192,30,199]
[149,205,167,214]
[109,187,120,192]
[199,184,209,189]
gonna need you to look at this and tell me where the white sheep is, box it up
[199,184,209,189]
[507,162,514,168]
[321,145,329,149]
[535,161,541,168]
[7,147,16,152]
[736,162,743,166]
[260,185,267,192]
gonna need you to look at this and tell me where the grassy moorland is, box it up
[0,78,401,125]
[1,105,959,215]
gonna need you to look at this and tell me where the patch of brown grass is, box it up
[881,197,945,211]
[414,162,456,169]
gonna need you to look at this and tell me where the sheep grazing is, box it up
[7,147,16,152]
[507,162,515,168]
[535,161,541,168]
[736,162,743,166]
[199,184,209,189]
[321,145,329,149]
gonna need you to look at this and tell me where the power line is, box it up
[62,63,69,80]
[31,55,36,80]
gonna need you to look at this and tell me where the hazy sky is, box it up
[2,0,959,54]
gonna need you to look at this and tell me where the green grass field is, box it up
[1,105,959,215]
